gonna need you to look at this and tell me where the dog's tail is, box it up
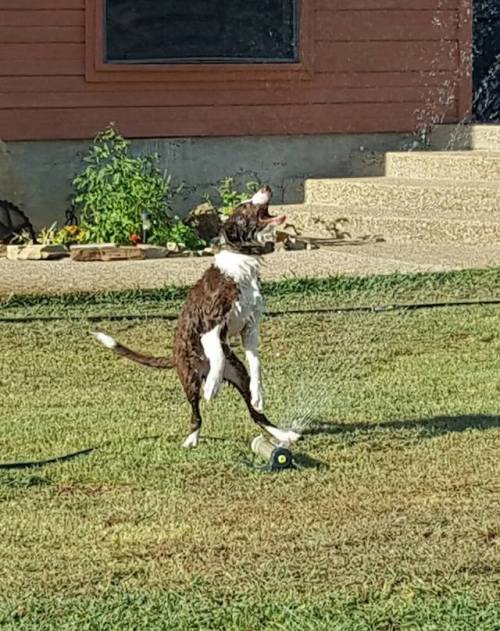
[92,331,175,369]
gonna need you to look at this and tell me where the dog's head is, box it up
[221,185,286,253]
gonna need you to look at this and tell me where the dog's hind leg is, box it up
[201,324,225,402]
[241,321,264,412]
[183,394,202,448]
[222,345,300,445]
[178,361,206,448]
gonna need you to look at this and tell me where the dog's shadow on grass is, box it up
[304,414,500,440]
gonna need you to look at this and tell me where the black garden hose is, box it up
[0,446,96,470]
[0,298,499,325]
[0,436,161,472]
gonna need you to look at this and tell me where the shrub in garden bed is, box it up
[38,223,87,246]
[71,125,204,251]
[25,128,271,260]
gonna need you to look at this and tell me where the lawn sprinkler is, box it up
[250,434,296,472]
[247,434,326,473]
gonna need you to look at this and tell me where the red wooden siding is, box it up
[0,0,472,141]
[316,10,459,41]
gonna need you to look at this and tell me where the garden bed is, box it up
[1,125,386,265]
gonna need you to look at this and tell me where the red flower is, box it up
[130,233,141,245]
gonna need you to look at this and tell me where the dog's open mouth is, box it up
[258,208,287,228]
[261,214,287,226]
[254,211,287,247]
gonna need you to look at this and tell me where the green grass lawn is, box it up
[0,270,499,630]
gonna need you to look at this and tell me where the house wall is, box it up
[0,0,472,228]
[0,0,471,141]
[0,132,420,230]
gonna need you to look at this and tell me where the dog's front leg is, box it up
[242,321,264,412]
[201,325,225,401]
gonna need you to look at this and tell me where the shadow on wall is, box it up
[305,414,500,439]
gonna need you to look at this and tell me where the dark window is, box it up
[105,0,299,64]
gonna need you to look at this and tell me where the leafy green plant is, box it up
[54,225,87,246]
[37,223,58,245]
[214,177,260,216]
[37,223,86,246]
[71,125,179,246]
[150,218,206,250]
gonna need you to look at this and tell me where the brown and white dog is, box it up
[93,186,301,448]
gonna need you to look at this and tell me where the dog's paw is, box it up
[182,430,200,448]
[284,430,301,444]
[204,371,223,401]
[267,427,302,446]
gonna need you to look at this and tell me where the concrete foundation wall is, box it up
[0,132,415,231]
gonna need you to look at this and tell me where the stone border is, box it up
[69,244,215,262]
[6,244,69,260]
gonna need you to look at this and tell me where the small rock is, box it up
[7,244,69,260]
[166,242,181,253]
[7,245,22,260]
[285,238,307,251]
[136,244,168,259]
[198,247,215,256]
[69,242,115,249]
[70,245,144,262]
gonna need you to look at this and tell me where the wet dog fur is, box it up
[93,186,301,448]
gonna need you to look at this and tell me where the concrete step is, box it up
[273,203,500,246]
[385,151,500,181]
[430,124,500,151]
[304,177,500,214]
[341,212,500,246]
